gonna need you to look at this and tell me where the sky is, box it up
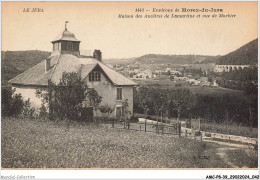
[2,1,258,59]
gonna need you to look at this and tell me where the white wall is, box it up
[85,72,134,116]
[12,86,45,111]
[12,72,134,117]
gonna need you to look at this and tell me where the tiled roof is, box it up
[8,54,60,86]
[8,54,137,86]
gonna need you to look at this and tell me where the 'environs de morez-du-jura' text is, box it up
[118,8,236,19]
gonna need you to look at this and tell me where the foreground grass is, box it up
[2,117,230,168]
[226,149,258,168]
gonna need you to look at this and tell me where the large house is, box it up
[8,25,137,117]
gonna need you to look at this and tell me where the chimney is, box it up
[45,58,51,73]
[93,50,102,62]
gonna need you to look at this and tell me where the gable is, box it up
[84,64,114,84]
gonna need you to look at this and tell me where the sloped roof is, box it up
[8,54,60,86]
[8,54,137,86]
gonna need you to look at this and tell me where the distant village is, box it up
[109,62,219,87]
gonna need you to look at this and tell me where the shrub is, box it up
[205,132,212,137]
[194,130,201,136]
[99,105,114,115]
[39,104,49,119]
[20,99,36,119]
[1,87,24,117]
[129,116,138,123]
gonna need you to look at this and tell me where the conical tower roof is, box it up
[51,27,80,43]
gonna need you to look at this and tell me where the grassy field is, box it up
[1,117,257,169]
[226,149,258,168]
[1,117,232,169]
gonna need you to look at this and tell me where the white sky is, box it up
[2,1,258,59]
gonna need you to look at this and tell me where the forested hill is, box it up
[2,50,51,72]
[216,39,258,65]
[1,50,51,86]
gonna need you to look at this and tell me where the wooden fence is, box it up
[111,120,181,137]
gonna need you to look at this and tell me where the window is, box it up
[53,43,59,51]
[89,71,101,82]
[67,42,73,51]
[117,88,122,100]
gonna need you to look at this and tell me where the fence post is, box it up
[128,122,130,129]
[124,121,125,129]
[112,120,114,128]
[185,129,187,137]
[199,118,201,131]
[178,123,181,138]
[140,124,141,132]
[145,120,147,132]
[156,121,159,134]
[162,125,164,135]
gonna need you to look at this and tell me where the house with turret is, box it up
[8,23,136,117]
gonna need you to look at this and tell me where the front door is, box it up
[116,107,122,117]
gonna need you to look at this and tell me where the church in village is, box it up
[8,23,136,117]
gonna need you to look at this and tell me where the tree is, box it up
[208,76,213,87]
[151,89,168,122]
[168,89,194,121]
[87,88,102,122]
[36,72,89,121]
[122,99,131,121]
[2,87,24,117]
[166,70,171,76]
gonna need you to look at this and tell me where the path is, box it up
[203,139,255,168]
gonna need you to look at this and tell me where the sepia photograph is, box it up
[1,0,258,177]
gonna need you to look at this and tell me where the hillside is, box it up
[135,54,217,64]
[103,57,136,65]
[103,54,218,66]
[1,64,22,86]
[216,39,258,65]
[1,50,50,86]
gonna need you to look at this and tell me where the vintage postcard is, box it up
[1,1,258,179]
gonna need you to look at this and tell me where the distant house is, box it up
[155,68,162,75]
[8,25,136,117]
[165,67,171,73]
[187,79,200,86]
[170,70,181,75]
[199,77,210,86]
[133,70,152,79]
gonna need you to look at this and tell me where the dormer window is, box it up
[89,71,101,82]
